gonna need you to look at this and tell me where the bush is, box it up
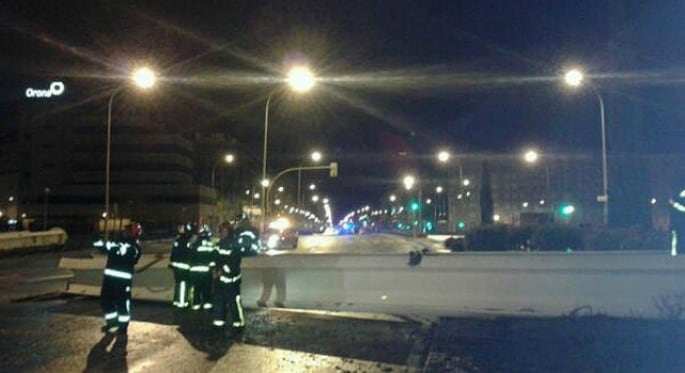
[466,225,522,251]
[463,224,670,252]
[530,225,584,251]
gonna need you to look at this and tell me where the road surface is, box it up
[3,239,685,372]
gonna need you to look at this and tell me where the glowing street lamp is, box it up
[131,67,157,89]
[261,65,317,231]
[564,67,609,225]
[522,148,551,213]
[298,150,324,206]
[105,66,157,242]
[287,66,316,93]
[564,69,583,87]
[211,153,236,190]
[523,150,539,163]
[403,175,416,190]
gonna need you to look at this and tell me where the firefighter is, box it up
[95,222,142,334]
[234,213,261,255]
[669,188,685,255]
[188,224,216,311]
[211,221,246,335]
[169,222,194,308]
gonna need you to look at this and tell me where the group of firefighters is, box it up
[95,214,260,338]
[169,214,259,335]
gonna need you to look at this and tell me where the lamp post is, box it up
[403,175,423,234]
[43,187,50,231]
[522,149,552,215]
[260,66,316,232]
[437,150,464,232]
[211,153,236,191]
[104,67,156,242]
[298,150,323,207]
[564,68,609,226]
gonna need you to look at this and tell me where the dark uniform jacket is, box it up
[170,233,191,270]
[188,235,217,273]
[96,238,141,280]
[212,235,243,283]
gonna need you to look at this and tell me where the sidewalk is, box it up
[1,295,428,372]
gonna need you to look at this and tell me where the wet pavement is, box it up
[4,292,685,372]
[1,295,426,372]
[4,248,685,372]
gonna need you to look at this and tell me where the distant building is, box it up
[447,153,685,230]
[1,85,220,235]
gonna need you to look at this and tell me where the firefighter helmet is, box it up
[184,221,198,234]
[198,224,212,238]
[124,222,142,240]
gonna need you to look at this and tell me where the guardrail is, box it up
[59,250,685,319]
[0,228,68,254]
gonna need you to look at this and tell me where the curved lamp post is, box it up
[105,67,157,242]
[261,66,316,231]
[564,68,608,226]
[297,150,323,207]
[211,153,236,190]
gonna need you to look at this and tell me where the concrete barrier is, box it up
[0,228,68,254]
[59,250,685,319]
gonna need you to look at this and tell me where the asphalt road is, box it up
[283,233,446,254]
[4,239,685,372]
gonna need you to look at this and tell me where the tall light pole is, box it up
[437,150,464,232]
[261,66,316,231]
[522,149,552,215]
[105,67,156,242]
[403,174,422,234]
[298,150,323,207]
[211,153,236,190]
[43,187,50,231]
[564,68,609,226]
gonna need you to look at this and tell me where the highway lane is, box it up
[282,233,448,254]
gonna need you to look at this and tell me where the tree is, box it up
[480,162,494,225]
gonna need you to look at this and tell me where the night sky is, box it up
[3,0,685,217]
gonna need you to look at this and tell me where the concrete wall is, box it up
[60,251,685,319]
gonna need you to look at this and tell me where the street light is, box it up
[105,66,157,242]
[298,150,323,207]
[261,66,316,231]
[436,149,467,231]
[403,175,415,190]
[564,67,609,226]
[403,175,425,234]
[43,187,50,231]
[211,153,236,191]
[522,148,551,215]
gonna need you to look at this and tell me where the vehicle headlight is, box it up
[266,234,280,249]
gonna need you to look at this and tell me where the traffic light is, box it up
[457,221,466,230]
[560,204,575,216]
[409,200,420,212]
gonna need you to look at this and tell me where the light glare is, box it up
[524,150,539,163]
[564,69,583,87]
[132,67,156,89]
[287,66,316,93]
